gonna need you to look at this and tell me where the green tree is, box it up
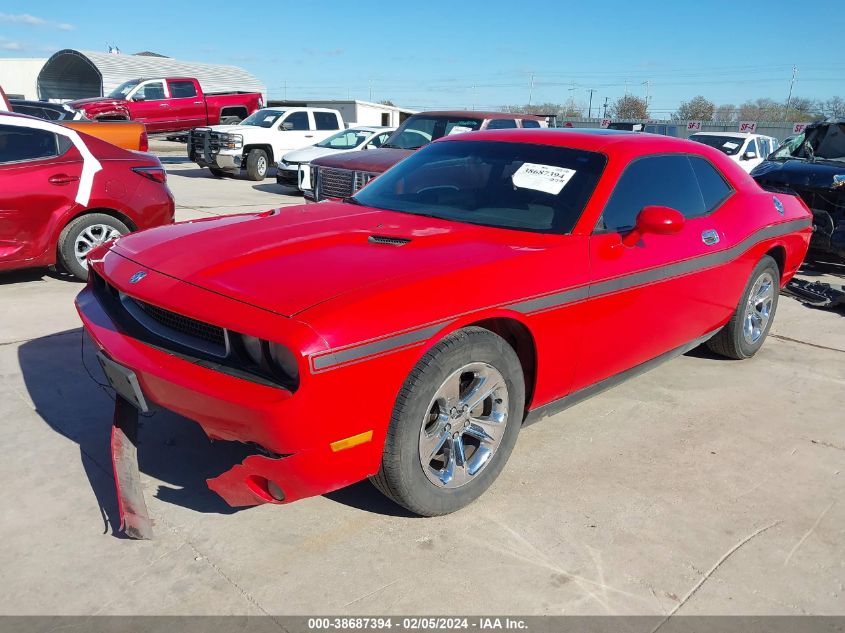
[610,95,648,119]
[673,95,715,121]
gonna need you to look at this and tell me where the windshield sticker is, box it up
[447,126,474,136]
[723,141,739,149]
[512,163,576,195]
[264,115,277,123]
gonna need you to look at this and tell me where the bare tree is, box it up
[714,104,737,122]
[673,95,715,121]
[502,101,584,118]
[818,96,845,118]
[610,95,648,119]
[379,99,396,107]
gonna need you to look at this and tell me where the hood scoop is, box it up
[368,234,411,246]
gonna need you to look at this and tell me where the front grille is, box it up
[132,299,226,348]
[189,128,225,160]
[318,168,355,199]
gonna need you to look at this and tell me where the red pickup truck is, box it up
[68,77,263,134]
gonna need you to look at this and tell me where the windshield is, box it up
[107,80,141,99]
[771,123,845,162]
[316,128,372,149]
[382,116,483,150]
[689,134,745,156]
[240,109,285,128]
[352,140,606,234]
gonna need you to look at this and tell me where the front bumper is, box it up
[75,252,395,517]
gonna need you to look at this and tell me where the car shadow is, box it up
[251,183,299,195]
[17,328,259,537]
[167,167,278,181]
[0,267,82,285]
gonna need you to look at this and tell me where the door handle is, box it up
[159,103,169,107]
[193,101,202,105]
[48,174,79,186]
[701,229,720,246]
[305,134,314,138]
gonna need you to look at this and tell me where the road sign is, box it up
[600,119,611,129]
[686,121,703,132]
[739,121,758,133]
[792,123,808,135]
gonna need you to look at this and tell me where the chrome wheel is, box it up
[74,224,122,269]
[256,155,267,176]
[743,271,775,345]
[418,362,509,489]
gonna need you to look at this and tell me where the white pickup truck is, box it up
[188,107,344,180]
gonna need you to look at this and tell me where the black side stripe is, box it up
[310,218,810,371]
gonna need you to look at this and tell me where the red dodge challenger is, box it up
[76,128,811,537]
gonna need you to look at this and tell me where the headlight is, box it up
[237,334,299,388]
[221,133,243,150]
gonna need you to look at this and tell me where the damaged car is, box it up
[751,119,845,261]
[77,128,811,538]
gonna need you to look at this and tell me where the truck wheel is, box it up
[707,255,780,360]
[209,167,227,178]
[370,327,525,516]
[220,116,242,125]
[58,213,129,281]
[246,149,269,181]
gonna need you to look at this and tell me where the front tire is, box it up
[370,327,525,516]
[707,255,780,359]
[246,149,269,181]
[57,213,129,281]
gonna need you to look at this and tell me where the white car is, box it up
[276,126,394,191]
[688,132,779,173]
[188,107,344,180]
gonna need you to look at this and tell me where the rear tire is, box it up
[246,149,268,181]
[58,213,129,281]
[220,116,242,125]
[707,255,780,359]
[370,327,525,516]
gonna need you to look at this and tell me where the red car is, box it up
[0,112,174,280]
[77,128,811,537]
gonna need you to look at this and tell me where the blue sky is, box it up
[2,0,844,115]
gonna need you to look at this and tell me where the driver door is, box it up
[127,80,170,132]
[573,154,735,392]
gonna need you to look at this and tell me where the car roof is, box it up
[435,127,716,155]
[691,131,771,139]
[415,110,544,121]
[10,99,68,109]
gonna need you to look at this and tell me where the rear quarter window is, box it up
[521,120,541,128]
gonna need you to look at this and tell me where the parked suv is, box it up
[308,111,545,201]
[189,107,344,180]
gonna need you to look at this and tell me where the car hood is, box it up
[310,147,413,173]
[110,202,536,317]
[751,159,845,190]
[281,146,344,164]
[69,97,126,107]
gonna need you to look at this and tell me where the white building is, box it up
[0,58,47,99]
[267,99,416,127]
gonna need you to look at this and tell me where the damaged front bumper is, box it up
[76,257,388,538]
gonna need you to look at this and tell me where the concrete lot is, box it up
[0,156,843,616]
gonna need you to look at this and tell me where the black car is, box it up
[751,119,845,261]
[9,99,86,121]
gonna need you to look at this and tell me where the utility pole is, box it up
[369,79,373,102]
[472,83,476,111]
[528,73,535,107]
[603,96,609,119]
[586,89,596,119]
[284,80,287,100]
[786,66,798,109]
[642,80,650,107]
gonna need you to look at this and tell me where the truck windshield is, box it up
[240,109,285,128]
[316,129,371,149]
[382,116,483,150]
[352,140,606,234]
[688,135,745,156]
[108,80,141,99]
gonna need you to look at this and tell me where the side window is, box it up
[284,111,310,131]
[486,119,517,129]
[370,132,391,148]
[0,124,60,164]
[314,111,340,130]
[136,81,166,100]
[168,81,197,98]
[598,155,707,232]
[688,157,732,211]
[745,138,759,157]
[521,119,541,128]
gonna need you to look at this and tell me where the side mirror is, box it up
[742,151,757,160]
[622,205,685,247]
[281,121,294,131]
[132,95,145,102]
